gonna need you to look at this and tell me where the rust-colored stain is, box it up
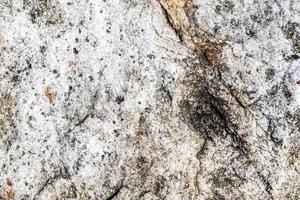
[201,45,223,66]
[159,0,225,67]
[44,86,57,103]
[6,179,13,187]
[296,80,300,85]
[68,60,76,68]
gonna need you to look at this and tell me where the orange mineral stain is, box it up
[44,86,57,103]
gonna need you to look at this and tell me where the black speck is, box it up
[73,48,79,54]
[265,68,275,80]
[246,29,256,37]
[116,96,125,104]
[283,84,292,100]
[285,54,300,61]
[40,46,46,54]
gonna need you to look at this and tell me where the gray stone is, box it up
[0,0,299,199]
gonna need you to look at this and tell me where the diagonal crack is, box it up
[157,1,184,42]
[33,167,71,200]
[105,180,125,200]
[257,171,274,199]
[155,0,272,152]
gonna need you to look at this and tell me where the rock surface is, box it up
[0,0,299,199]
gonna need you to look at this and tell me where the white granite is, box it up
[0,0,299,199]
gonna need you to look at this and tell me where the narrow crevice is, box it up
[73,113,91,128]
[257,171,274,199]
[155,1,252,156]
[33,167,70,200]
[209,101,248,155]
[65,113,92,135]
[157,1,184,42]
[105,180,124,200]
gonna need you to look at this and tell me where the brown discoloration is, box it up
[159,0,194,46]
[44,86,57,103]
[159,0,225,66]
[134,130,145,143]
[0,181,15,200]
[201,44,226,67]
[68,60,76,68]
[6,180,13,187]
[135,130,144,138]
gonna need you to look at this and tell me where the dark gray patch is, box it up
[23,0,64,25]
[0,87,16,149]
[283,21,300,53]
[215,0,235,14]
[179,57,248,155]
[265,68,275,80]
[115,96,125,104]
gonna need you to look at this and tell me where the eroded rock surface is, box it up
[0,0,299,199]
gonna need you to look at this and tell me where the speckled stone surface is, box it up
[0,0,299,199]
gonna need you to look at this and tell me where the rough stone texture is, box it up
[0,0,299,199]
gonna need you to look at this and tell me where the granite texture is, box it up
[0,0,299,199]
